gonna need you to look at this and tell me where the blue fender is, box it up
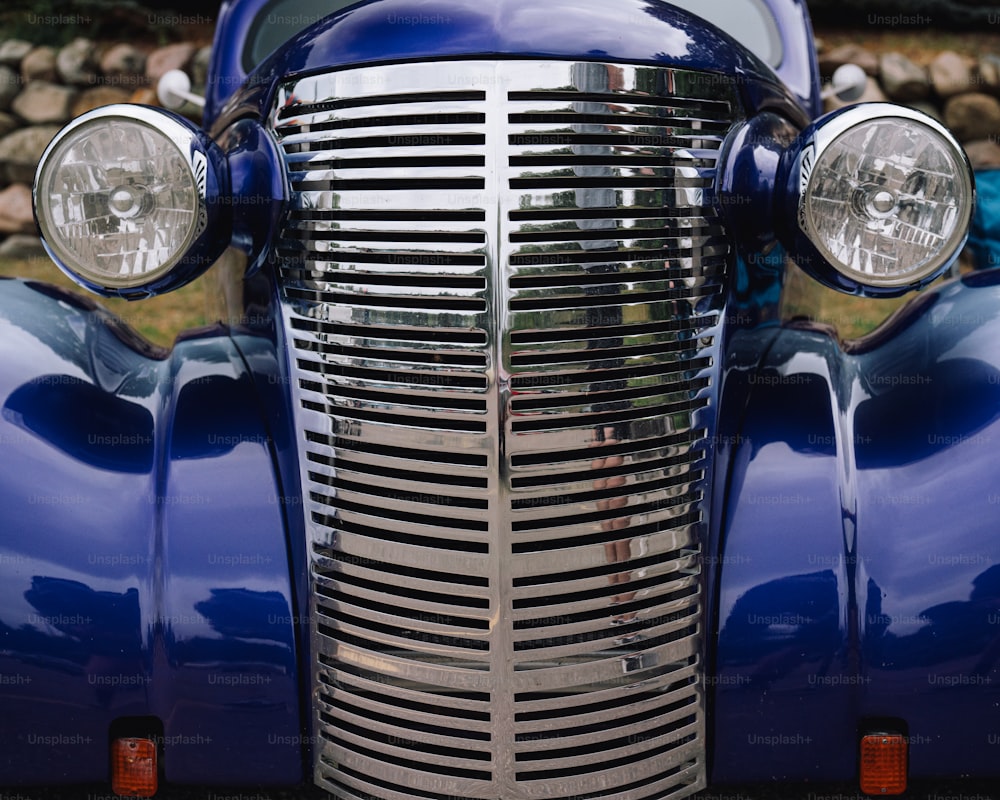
[710,271,1000,783]
[0,279,302,786]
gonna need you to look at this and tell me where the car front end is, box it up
[3,1,993,798]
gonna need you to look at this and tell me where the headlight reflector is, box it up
[34,105,226,298]
[802,118,970,287]
[782,104,974,296]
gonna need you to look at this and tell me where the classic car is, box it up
[1,0,994,797]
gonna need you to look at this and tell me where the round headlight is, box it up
[34,105,227,298]
[784,104,974,295]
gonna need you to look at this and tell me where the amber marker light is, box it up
[111,737,158,797]
[859,733,907,795]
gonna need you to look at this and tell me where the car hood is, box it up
[211,0,799,132]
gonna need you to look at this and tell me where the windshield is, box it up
[243,0,784,72]
[244,0,358,71]
[667,0,783,67]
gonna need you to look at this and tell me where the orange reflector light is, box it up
[860,733,907,795]
[111,737,157,797]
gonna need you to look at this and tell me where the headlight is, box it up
[780,104,974,296]
[33,105,229,298]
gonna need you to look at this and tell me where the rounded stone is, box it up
[0,40,32,69]
[0,183,36,235]
[99,43,147,85]
[56,38,99,85]
[929,51,973,98]
[11,81,79,125]
[879,52,930,102]
[145,43,196,83]
[0,65,19,112]
[977,54,1000,96]
[72,86,133,117]
[908,101,943,123]
[944,93,1000,142]
[0,111,17,139]
[0,125,62,184]
[818,44,880,79]
[21,46,58,83]
[962,139,1000,170]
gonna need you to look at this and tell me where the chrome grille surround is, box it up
[270,60,738,800]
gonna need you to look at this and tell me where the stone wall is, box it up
[2,35,1000,258]
[0,36,210,258]
[819,42,1000,168]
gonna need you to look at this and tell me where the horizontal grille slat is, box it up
[508,533,700,580]
[317,615,492,659]
[515,708,701,758]
[313,481,489,520]
[274,59,737,800]
[514,726,701,785]
[509,639,701,691]
[319,756,488,800]
[513,602,702,650]
[319,662,492,720]
[301,378,487,409]
[285,287,488,311]
[318,647,494,694]
[513,658,699,711]
[318,693,491,748]
[511,510,703,554]
[320,728,492,778]
[305,429,490,465]
[315,550,491,600]
[312,522,491,577]
[512,551,699,604]
[302,399,488,433]
[508,130,725,147]
[315,573,489,625]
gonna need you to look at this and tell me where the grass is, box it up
[0,254,210,348]
[779,260,925,340]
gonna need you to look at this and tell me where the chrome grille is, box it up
[271,60,737,800]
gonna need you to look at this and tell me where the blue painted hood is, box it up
[212,0,791,130]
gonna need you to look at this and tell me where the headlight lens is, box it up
[799,115,973,289]
[35,108,208,291]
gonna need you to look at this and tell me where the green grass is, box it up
[0,254,210,348]
[778,257,964,341]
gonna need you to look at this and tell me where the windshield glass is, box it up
[667,0,783,67]
[244,0,358,71]
[243,0,784,72]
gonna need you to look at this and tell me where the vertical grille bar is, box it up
[271,60,739,800]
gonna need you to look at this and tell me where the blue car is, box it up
[3,0,992,797]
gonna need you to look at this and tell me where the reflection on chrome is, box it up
[273,59,735,800]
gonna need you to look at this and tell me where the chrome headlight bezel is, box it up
[779,103,975,297]
[33,104,230,299]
